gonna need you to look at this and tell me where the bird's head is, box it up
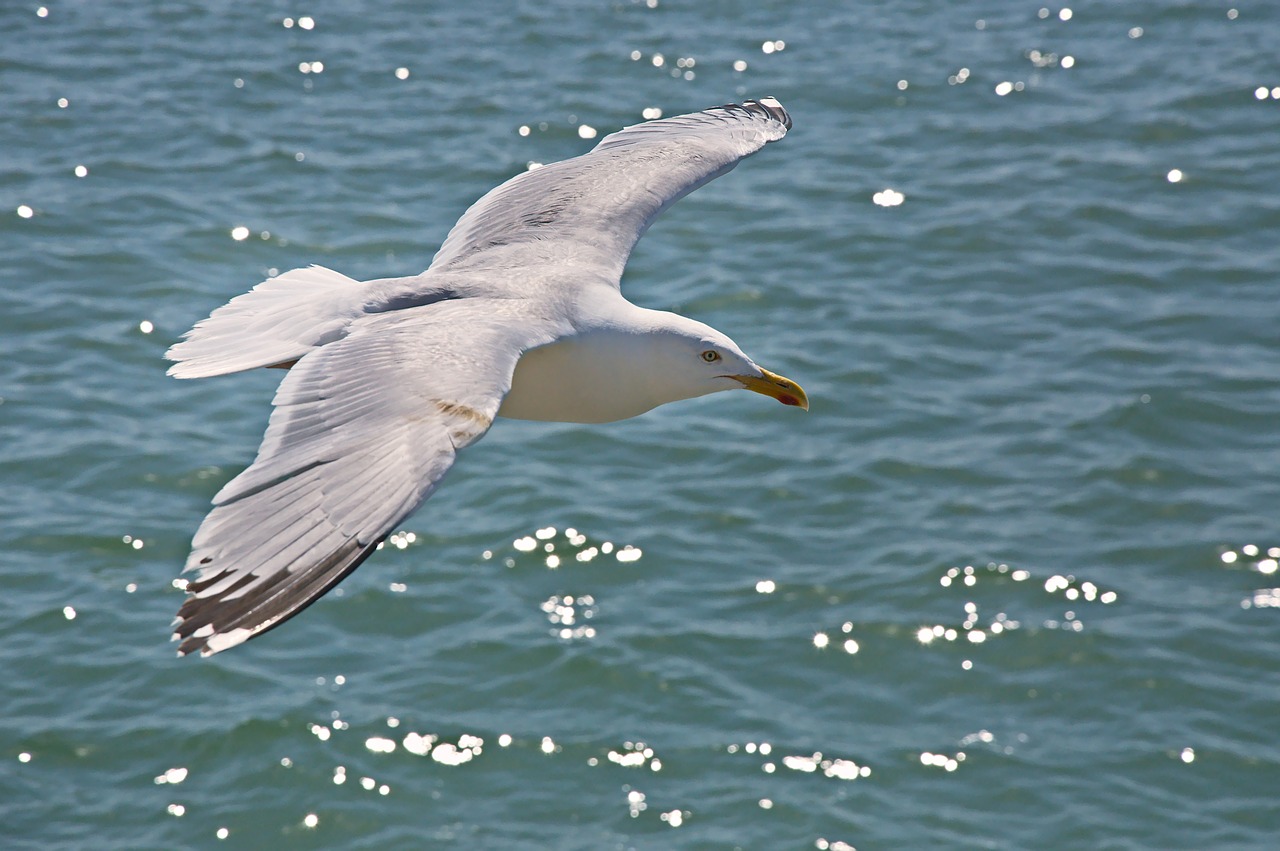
[654,314,809,411]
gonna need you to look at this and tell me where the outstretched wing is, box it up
[172,299,565,657]
[428,98,791,284]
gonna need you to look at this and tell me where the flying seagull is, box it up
[168,97,806,657]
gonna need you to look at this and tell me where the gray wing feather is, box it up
[172,300,565,656]
[165,265,462,380]
[428,98,791,283]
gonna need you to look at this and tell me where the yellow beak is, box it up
[730,368,809,410]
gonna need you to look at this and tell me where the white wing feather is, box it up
[172,300,566,656]
[428,98,791,283]
[165,266,460,379]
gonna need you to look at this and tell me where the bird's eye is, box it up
[701,350,721,363]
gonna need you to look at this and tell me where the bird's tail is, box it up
[166,265,367,379]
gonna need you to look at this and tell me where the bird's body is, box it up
[168,98,805,657]
[502,295,743,423]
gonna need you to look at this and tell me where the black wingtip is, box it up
[715,97,791,131]
[173,535,383,658]
[750,96,792,130]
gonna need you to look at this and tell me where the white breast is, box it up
[498,329,667,424]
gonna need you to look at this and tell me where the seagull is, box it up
[168,97,806,657]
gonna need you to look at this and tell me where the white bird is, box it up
[168,98,806,657]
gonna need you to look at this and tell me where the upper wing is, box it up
[172,299,565,657]
[428,98,791,284]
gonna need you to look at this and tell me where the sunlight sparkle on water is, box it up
[1244,589,1280,608]
[543,593,598,639]
[17,205,34,218]
[387,530,416,550]
[1223,544,1280,607]
[365,737,396,754]
[608,742,656,768]
[873,188,905,207]
[431,743,473,765]
[402,732,435,756]
[781,752,870,781]
[920,751,964,772]
[511,526,638,569]
[154,767,188,785]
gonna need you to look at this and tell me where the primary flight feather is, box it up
[168,98,806,657]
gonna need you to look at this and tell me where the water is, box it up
[3,1,1279,847]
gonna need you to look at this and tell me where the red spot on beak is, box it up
[777,394,801,407]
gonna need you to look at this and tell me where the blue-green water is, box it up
[4,2,1279,848]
